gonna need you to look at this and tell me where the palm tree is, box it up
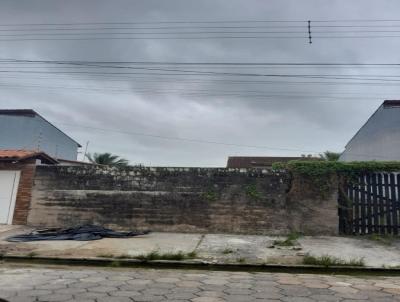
[86,152,129,167]
[320,151,341,161]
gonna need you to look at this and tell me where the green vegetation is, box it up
[202,190,218,201]
[366,234,394,246]
[320,151,341,161]
[110,260,121,267]
[86,152,129,167]
[222,248,234,254]
[237,257,246,263]
[272,160,400,177]
[273,232,301,247]
[303,254,365,267]
[245,184,263,200]
[98,250,197,261]
[272,160,400,197]
[136,250,197,261]
[97,253,114,258]
[27,252,38,258]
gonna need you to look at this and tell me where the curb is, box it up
[1,255,400,276]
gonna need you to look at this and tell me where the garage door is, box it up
[0,171,20,224]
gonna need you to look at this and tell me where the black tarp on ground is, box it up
[6,225,149,242]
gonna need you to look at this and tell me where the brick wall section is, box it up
[0,160,36,225]
[28,165,339,235]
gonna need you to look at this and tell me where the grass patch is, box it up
[98,250,197,261]
[366,234,394,246]
[110,260,121,267]
[97,253,115,258]
[237,257,246,263]
[27,252,38,258]
[273,232,301,247]
[303,254,365,267]
[136,250,197,261]
[222,248,234,254]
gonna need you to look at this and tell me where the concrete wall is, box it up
[28,165,339,235]
[0,113,79,160]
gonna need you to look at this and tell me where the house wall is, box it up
[0,160,36,225]
[340,104,400,161]
[0,114,79,160]
[28,165,339,235]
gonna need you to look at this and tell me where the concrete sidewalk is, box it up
[1,225,400,269]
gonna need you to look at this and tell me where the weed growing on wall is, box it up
[245,184,263,200]
[202,190,218,201]
[272,160,400,197]
[273,160,400,177]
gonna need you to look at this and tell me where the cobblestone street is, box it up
[0,265,400,301]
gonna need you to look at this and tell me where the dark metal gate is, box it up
[338,172,400,235]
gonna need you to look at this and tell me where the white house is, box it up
[0,109,81,160]
[340,100,400,161]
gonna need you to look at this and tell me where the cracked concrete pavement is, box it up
[1,226,400,268]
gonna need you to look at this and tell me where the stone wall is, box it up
[28,165,339,235]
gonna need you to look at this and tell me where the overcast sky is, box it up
[1,0,400,166]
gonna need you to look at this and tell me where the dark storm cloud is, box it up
[1,0,400,166]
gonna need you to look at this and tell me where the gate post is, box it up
[338,175,353,235]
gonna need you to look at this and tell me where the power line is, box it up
[56,122,393,159]
[4,59,400,66]
[2,69,400,82]
[2,19,400,27]
[0,82,394,100]
[57,122,321,153]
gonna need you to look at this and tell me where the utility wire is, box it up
[4,59,400,66]
[56,122,393,159]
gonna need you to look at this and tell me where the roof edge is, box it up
[0,109,82,147]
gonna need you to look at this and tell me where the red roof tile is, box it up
[0,150,58,164]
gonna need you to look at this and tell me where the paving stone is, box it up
[308,295,342,302]
[68,282,99,289]
[73,292,108,299]
[80,276,107,283]
[56,288,87,295]
[107,275,134,281]
[17,289,53,297]
[176,281,202,287]
[202,279,229,285]
[126,279,153,285]
[97,297,132,302]
[110,290,141,297]
[140,288,170,295]
[37,294,73,301]
[132,295,165,301]
[225,294,256,302]
[87,285,118,293]
[166,292,197,300]
[329,286,359,294]
[196,291,225,297]
[281,297,315,302]
[2,265,400,301]
[223,288,255,295]
[191,297,225,302]
[155,277,181,283]
[252,292,283,299]
[8,296,37,302]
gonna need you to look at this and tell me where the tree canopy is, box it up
[86,152,129,167]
